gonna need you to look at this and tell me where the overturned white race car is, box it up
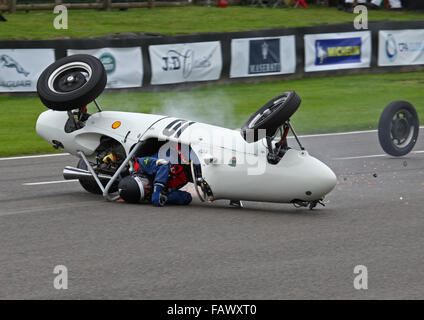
[35,54,337,209]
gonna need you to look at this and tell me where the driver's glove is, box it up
[152,183,166,207]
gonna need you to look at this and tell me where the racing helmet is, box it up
[118,174,152,203]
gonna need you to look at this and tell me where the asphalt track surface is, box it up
[1,129,424,299]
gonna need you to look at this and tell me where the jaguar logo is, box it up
[0,55,30,77]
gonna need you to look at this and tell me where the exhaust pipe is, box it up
[63,166,113,181]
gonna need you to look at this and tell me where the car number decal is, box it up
[162,119,195,138]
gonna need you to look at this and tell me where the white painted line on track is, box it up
[295,129,378,138]
[0,153,70,161]
[22,180,78,186]
[0,200,100,217]
[333,154,386,160]
[293,126,424,139]
[333,150,424,160]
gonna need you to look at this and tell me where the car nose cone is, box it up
[308,160,337,198]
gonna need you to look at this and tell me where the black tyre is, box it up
[37,54,107,111]
[241,91,301,142]
[378,100,419,157]
[77,159,118,194]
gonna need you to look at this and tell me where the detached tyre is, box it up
[37,54,107,111]
[378,100,419,157]
[241,91,301,142]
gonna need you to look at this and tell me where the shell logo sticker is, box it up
[112,121,121,129]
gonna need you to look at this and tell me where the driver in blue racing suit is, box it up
[118,154,192,207]
[135,155,192,206]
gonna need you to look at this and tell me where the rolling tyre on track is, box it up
[241,91,301,142]
[37,54,107,111]
[378,100,419,157]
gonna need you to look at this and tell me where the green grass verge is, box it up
[1,71,423,157]
[0,6,423,40]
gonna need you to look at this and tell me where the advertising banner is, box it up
[304,31,371,72]
[149,41,222,85]
[0,49,55,92]
[379,29,424,66]
[67,47,143,88]
[230,36,296,78]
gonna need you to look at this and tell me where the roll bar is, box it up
[78,140,144,202]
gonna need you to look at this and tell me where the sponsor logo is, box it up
[0,54,32,89]
[228,156,237,167]
[161,47,217,79]
[0,80,31,88]
[100,53,116,74]
[0,55,30,77]
[384,34,424,63]
[111,121,121,129]
[248,39,281,74]
[385,34,397,61]
[315,37,361,66]
[397,41,424,53]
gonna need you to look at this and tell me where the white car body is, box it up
[36,109,337,205]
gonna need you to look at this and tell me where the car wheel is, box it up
[241,91,301,142]
[77,159,118,194]
[378,100,419,157]
[37,54,107,111]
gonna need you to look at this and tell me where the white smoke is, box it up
[152,89,238,129]
[96,88,241,129]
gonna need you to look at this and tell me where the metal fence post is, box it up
[148,0,156,9]
[104,0,111,11]
[8,0,16,13]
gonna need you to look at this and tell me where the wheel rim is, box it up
[248,95,288,129]
[47,62,92,94]
[390,109,415,148]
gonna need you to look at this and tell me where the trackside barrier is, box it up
[0,1,195,12]
[1,20,424,93]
